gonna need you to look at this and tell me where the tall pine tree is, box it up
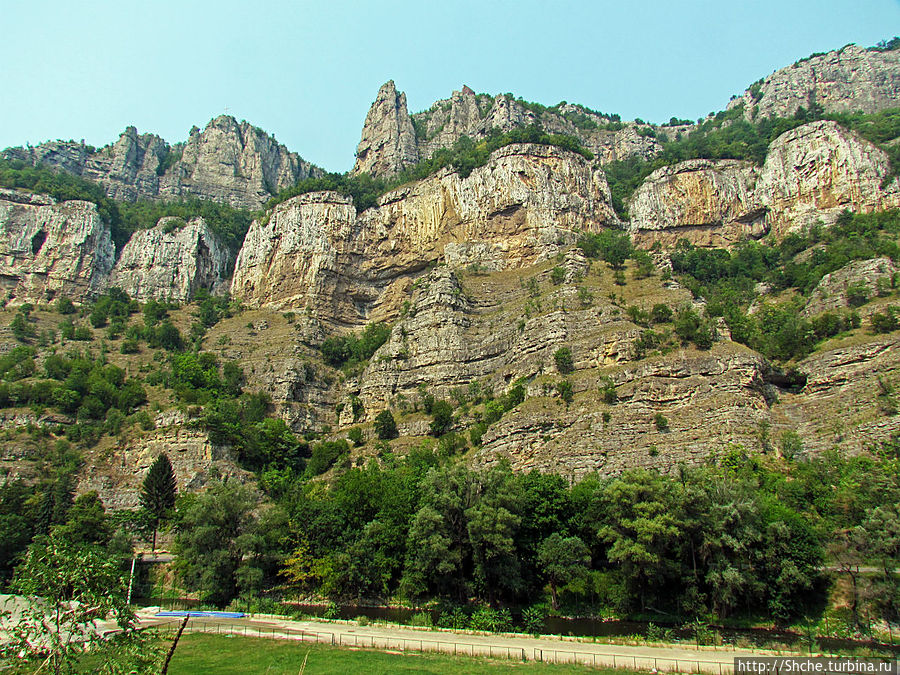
[140,454,176,551]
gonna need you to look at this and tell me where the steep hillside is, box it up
[0,39,897,506]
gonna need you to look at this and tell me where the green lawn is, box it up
[166,633,622,674]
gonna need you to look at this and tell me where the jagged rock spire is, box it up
[353,81,419,177]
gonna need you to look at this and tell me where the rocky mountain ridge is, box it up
[3,116,322,210]
[0,41,899,507]
[729,44,900,120]
[353,80,664,178]
[354,44,900,180]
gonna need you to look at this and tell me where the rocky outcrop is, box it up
[627,121,900,246]
[476,347,772,478]
[108,217,231,302]
[4,116,320,210]
[77,412,250,509]
[231,191,358,317]
[756,121,900,236]
[802,258,899,317]
[353,81,420,176]
[233,143,617,324]
[83,127,169,202]
[342,257,769,478]
[159,116,317,209]
[627,159,766,247]
[413,89,532,161]
[729,44,900,120]
[354,82,661,178]
[0,189,115,303]
[772,336,900,457]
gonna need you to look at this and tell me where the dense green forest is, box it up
[3,423,898,633]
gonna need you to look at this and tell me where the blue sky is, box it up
[2,0,898,172]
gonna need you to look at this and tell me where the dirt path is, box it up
[138,609,786,673]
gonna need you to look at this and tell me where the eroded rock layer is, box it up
[232,143,618,324]
[0,189,115,303]
[108,217,231,302]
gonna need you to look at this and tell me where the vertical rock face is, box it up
[354,81,662,178]
[0,189,115,303]
[353,81,420,177]
[627,159,764,247]
[108,217,231,302]
[230,191,359,316]
[3,116,320,210]
[730,44,900,119]
[233,144,617,324]
[624,121,899,246]
[82,127,169,202]
[756,120,900,236]
[159,116,317,209]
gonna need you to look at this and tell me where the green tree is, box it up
[173,482,275,606]
[554,346,574,374]
[53,491,112,548]
[861,504,900,624]
[140,454,177,551]
[556,380,574,405]
[4,533,162,674]
[0,480,35,582]
[537,533,591,609]
[430,400,454,436]
[595,470,685,610]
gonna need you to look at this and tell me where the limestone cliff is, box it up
[353,81,661,178]
[627,159,764,247]
[756,120,900,236]
[108,217,231,302]
[353,81,420,176]
[627,121,900,245]
[4,116,320,210]
[232,143,617,324]
[729,44,900,120]
[0,188,115,304]
[159,116,317,209]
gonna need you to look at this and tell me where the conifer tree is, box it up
[140,453,177,551]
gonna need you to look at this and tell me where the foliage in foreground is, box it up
[0,533,163,674]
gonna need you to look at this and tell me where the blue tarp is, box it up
[155,610,246,618]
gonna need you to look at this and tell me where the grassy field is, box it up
[165,633,621,674]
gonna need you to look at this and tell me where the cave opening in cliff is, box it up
[31,230,47,255]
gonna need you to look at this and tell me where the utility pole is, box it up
[126,555,137,605]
